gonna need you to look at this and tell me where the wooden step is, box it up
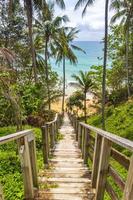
[35,192,95,200]
[39,171,91,178]
[39,177,91,183]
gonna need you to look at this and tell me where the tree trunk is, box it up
[62,57,65,114]
[45,36,51,110]
[102,0,109,130]
[25,0,37,83]
[84,92,87,123]
[125,28,130,98]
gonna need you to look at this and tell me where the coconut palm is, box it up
[8,0,65,83]
[75,0,109,129]
[55,28,85,113]
[72,71,95,122]
[110,0,133,97]
[35,2,68,109]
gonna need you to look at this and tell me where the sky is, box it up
[55,0,114,41]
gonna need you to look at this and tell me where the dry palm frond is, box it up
[0,48,15,63]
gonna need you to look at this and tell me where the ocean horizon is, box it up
[51,41,104,84]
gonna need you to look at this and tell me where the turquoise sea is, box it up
[51,41,104,83]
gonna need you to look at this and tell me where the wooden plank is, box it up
[51,123,55,148]
[28,133,38,188]
[78,124,82,149]
[0,184,4,200]
[41,126,49,164]
[111,148,130,170]
[91,134,102,188]
[83,128,90,164]
[123,154,133,200]
[81,127,85,158]
[95,137,112,200]
[108,165,125,191]
[79,122,133,151]
[0,130,32,145]
[18,136,34,199]
[45,113,58,125]
[106,181,119,200]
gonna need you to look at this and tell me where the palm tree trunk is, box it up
[62,57,65,113]
[45,36,51,110]
[25,0,37,83]
[125,28,130,98]
[102,0,109,130]
[84,92,87,123]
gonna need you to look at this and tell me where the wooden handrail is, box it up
[0,129,38,200]
[0,130,32,145]
[69,113,133,200]
[41,113,62,165]
[45,113,58,125]
[80,122,133,151]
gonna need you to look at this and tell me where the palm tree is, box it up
[35,2,68,110]
[75,0,109,129]
[110,0,132,97]
[8,0,66,83]
[72,71,95,122]
[55,28,85,113]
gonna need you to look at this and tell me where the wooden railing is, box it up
[0,130,38,199]
[41,113,62,165]
[0,113,62,200]
[69,113,133,200]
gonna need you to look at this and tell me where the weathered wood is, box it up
[81,127,85,158]
[28,133,38,188]
[106,181,119,200]
[78,124,82,149]
[108,165,125,191]
[0,130,32,145]
[18,136,34,199]
[41,126,49,164]
[91,134,102,188]
[95,137,112,200]
[50,123,55,149]
[111,148,130,170]
[0,184,4,200]
[79,122,133,151]
[123,154,133,200]
[75,119,79,141]
[83,128,90,164]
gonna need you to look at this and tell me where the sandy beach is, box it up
[51,84,97,115]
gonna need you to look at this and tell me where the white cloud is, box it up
[55,0,114,41]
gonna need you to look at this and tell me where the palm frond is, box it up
[71,45,86,54]
[55,0,65,9]
[75,0,95,14]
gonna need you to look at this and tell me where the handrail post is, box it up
[18,136,34,199]
[28,133,38,188]
[92,134,102,188]
[41,126,49,164]
[95,137,112,200]
[78,124,82,149]
[123,154,133,200]
[76,120,79,141]
[81,127,85,158]
[83,128,90,164]
[50,124,54,149]
[0,184,4,200]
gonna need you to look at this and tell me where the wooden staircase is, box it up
[35,114,95,200]
[0,112,133,200]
